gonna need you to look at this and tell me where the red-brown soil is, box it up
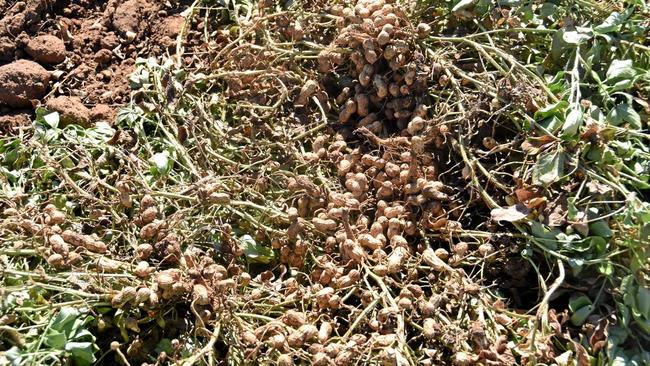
[25,35,67,64]
[0,59,50,107]
[0,0,190,133]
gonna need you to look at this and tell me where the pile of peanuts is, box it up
[309,135,461,271]
[318,0,432,135]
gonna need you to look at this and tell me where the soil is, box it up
[0,36,16,62]
[46,96,91,127]
[0,110,31,133]
[0,59,49,107]
[0,0,190,132]
[25,35,66,64]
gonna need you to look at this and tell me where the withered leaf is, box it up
[515,186,546,208]
[491,203,531,222]
[543,194,568,227]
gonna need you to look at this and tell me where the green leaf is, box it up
[452,0,476,12]
[572,306,593,326]
[563,31,591,44]
[606,59,637,82]
[150,152,172,176]
[34,106,49,120]
[550,31,566,62]
[540,116,564,132]
[533,150,564,186]
[539,3,557,18]
[65,342,97,366]
[561,108,583,137]
[594,12,624,33]
[239,234,275,264]
[5,347,23,364]
[632,312,650,334]
[530,221,561,250]
[598,261,613,276]
[621,275,635,306]
[589,220,613,238]
[43,112,60,129]
[585,41,603,67]
[618,300,631,328]
[608,104,641,129]
[607,78,634,93]
[50,307,80,332]
[637,287,650,319]
[155,338,174,355]
[61,156,75,169]
[44,329,68,349]
[535,100,568,120]
[73,329,95,341]
[569,295,593,326]
[568,197,582,220]
[590,236,608,253]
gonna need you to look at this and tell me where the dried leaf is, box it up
[543,194,568,227]
[520,140,539,155]
[580,122,602,141]
[491,204,531,222]
[586,180,612,195]
[527,197,548,208]
[515,187,546,208]
[589,319,609,354]
[548,309,563,335]
[515,187,539,202]
[572,340,591,366]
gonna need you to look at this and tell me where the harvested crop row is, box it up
[1,0,648,365]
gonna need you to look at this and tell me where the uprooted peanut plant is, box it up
[1,0,649,365]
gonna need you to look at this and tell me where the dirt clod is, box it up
[0,0,48,37]
[0,37,16,61]
[0,110,31,132]
[45,96,92,127]
[0,60,49,107]
[94,49,113,64]
[157,15,184,38]
[26,35,66,64]
[90,104,115,124]
[112,0,148,36]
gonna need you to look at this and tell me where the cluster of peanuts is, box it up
[316,0,432,135]
[302,134,464,270]
[118,181,175,247]
[279,174,327,267]
[235,274,494,365]
[124,194,186,267]
[197,177,232,205]
[110,265,195,309]
[113,245,253,314]
[134,195,168,241]
[110,180,255,312]
[297,132,501,294]
[238,303,362,366]
[1,205,110,269]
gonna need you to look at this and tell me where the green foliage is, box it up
[239,234,276,264]
[420,0,650,362]
[4,307,98,366]
[1,1,648,364]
